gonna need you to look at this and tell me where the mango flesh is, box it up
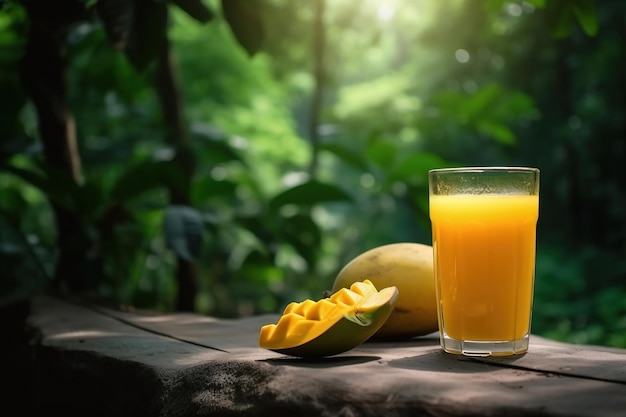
[259,280,398,358]
[332,242,438,339]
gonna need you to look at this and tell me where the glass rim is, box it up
[429,166,539,175]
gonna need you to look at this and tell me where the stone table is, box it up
[17,293,626,416]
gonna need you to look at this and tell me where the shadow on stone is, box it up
[387,348,518,374]
[261,355,381,368]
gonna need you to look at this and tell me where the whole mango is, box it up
[331,242,438,339]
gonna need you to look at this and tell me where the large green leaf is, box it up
[483,0,547,12]
[465,84,502,119]
[572,0,598,37]
[276,213,321,267]
[110,160,188,203]
[546,1,575,39]
[192,177,238,203]
[431,91,468,124]
[163,204,204,261]
[431,85,536,145]
[317,142,369,172]
[476,120,515,145]
[221,0,264,56]
[365,140,397,170]
[173,0,214,23]
[544,0,597,39]
[268,180,353,213]
[235,214,276,253]
[193,134,247,166]
[388,152,451,184]
[486,0,595,39]
[0,188,27,223]
[1,164,48,193]
[1,162,80,211]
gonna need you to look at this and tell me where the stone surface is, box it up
[16,293,626,417]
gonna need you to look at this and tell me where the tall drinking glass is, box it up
[428,167,540,356]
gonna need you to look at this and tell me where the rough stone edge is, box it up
[26,345,173,417]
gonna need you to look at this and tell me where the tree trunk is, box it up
[554,41,582,247]
[19,5,86,291]
[154,25,198,312]
[308,0,326,177]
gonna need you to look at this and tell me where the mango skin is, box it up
[259,281,398,358]
[269,289,397,358]
[332,242,438,339]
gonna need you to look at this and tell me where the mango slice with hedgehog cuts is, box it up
[259,280,398,358]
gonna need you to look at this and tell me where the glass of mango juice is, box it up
[428,167,540,357]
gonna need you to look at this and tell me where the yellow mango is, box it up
[259,280,398,358]
[332,242,438,339]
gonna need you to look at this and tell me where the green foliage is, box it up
[485,0,598,38]
[1,0,624,349]
[221,0,264,56]
[545,0,599,38]
[268,180,352,212]
[164,205,204,261]
[534,246,626,347]
[430,84,538,145]
[110,160,189,204]
[95,0,263,71]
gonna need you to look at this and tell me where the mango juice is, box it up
[429,194,539,342]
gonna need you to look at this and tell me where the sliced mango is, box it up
[259,280,398,358]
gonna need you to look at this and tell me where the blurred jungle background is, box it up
[1,0,624,348]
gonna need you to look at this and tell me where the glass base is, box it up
[440,333,529,357]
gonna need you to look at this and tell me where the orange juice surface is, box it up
[430,194,539,341]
